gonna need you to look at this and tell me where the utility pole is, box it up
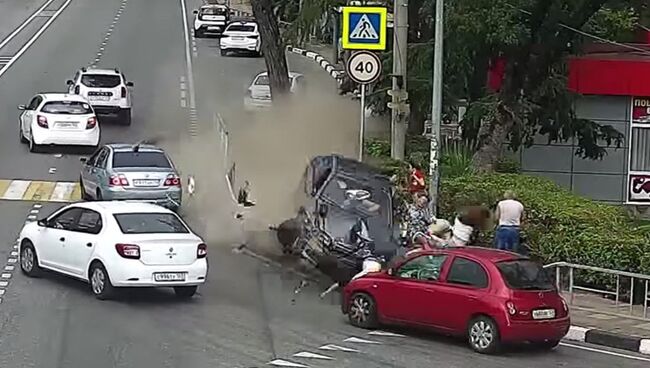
[389,0,409,160]
[428,0,443,216]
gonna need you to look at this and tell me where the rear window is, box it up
[113,213,189,234]
[112,151,172,169]
[254,75,269,85]
[81,74,122,88]
[497,260,555,291]
[227,25,255,32]
[201,7,226,15]
[41,101,92,114]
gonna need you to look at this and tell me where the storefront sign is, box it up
[633,97,650,123]
[628,174,650,203]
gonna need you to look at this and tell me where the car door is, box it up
[64,208,103,276]
[376,253,449,326]
[35,207,83,273]
[21,95,42,136]
[436,256,491,332]
[81,148,102,192]
[86,148,110,195]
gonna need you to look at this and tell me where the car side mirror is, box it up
[318,204,328,218]
[79,157,87,163]
[37,218,48,227]
[17,104,26,110]
[126,81,134,87]
[66,79,73,85]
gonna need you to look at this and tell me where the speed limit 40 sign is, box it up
[346,51,382,84]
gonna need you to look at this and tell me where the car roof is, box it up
[106,143,164,152]
[228,21,257,27]
[73,201,174,215]
[425,246,522,263]
[256,71,303,78]
[79,68,122,75]
[39,93,89,102]
[201,4,227,8]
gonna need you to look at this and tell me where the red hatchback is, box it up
[341,247,570,354]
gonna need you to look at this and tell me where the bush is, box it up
[439,173,650,284]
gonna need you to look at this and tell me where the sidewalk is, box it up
[564,291,650,354]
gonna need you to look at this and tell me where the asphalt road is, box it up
[0,0,649,367]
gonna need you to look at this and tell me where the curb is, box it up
[286,45,345,83]
[565,326,650,355]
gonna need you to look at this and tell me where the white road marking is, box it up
[29,209,39,214]
[0,0,73,79]
[7,259,17,264]
[560,342,650,361]
[179,0,197,109]
[33,203,42,209]
[343,336,382,344]
[180,99,187,107]
[48,167,56,174]
[50,182,77,202]
[367,330,405,337]
[3,180,31,200]
[0,281,8,287]
[318,344,359,352]
[4,266,14,271]
[10,251,18,256]
[0,0,58,51]
[267,359,308,367]
[0,290,5,296]
[292,352,334,360]
[1,273,12,279]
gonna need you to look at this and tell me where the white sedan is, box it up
[18,201,208,300]
[220,21,261,57]
[18,93,100,152]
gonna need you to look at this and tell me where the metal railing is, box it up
[212,112,238,204]
[544,261,650,319]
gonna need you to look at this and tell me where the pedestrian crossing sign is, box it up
[342,7,387,50]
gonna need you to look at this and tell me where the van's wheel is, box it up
[467,316,501,354]
[347,292,379,329]
[89,262,115,300]
[20,240,42,277]
[174,286,198,299]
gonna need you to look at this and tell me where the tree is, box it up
[251,0,291,98]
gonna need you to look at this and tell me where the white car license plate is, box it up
[90,96,110,101]
[56,122,77,128]
[133,179,159,187]
[154,272,186,282]
[233,36,244,41]
[532,308,556,320]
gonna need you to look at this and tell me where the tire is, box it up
[19,123,27,143]
[29,132,42,153]
[467,316,501,354]
[119,108,131,126]
[89,262,115,300]
[220,49,227,56]
[79,177,91,201]
[174,286,198,299]
[195,29,203,38]
[20,240,42,277]
[347,292,379,329]
[537,339,560,350]
[95,189,103,201]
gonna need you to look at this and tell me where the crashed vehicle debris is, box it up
[273,155,402,276]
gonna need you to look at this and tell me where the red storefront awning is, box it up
[567,55,650,96]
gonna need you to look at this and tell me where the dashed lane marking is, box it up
[0,180,81,203]
[90,0,130,67]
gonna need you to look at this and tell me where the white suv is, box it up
[66,67,133,125]
[193,4,230,37]
[220,21,262,57]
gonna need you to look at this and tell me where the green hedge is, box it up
[439,174,650,280]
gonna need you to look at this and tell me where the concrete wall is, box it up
[517,95,630,204]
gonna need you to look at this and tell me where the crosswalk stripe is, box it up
[0,179,81,203]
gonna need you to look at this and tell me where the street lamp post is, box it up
[428,0,444,216]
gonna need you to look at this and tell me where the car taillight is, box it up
[109,174,129,187]
[197,243,207,258]
[121,87,127,98]
[86,117,97,129]
[115,243,140,259]
[37,115,48,128]
[74,85,80,94]
[163,174,181,187]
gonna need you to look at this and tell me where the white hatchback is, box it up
[220,21,261,56]
[18,201,208,300]
[18,93,100,152]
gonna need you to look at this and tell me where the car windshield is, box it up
[80,74,122,88]
[41,101,92,114]
[227,25,255,32]
[112,151,172,168]
[322,176,391,224]
[254,75,269,85]
[113,213,189,234]
[201,7,226,15]
[497,259,555,291]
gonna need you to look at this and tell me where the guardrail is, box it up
[212,112,238,204]
[544,261,650,320]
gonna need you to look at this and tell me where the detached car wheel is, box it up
[347,292,379,329]
[468,316,501,354]
[20,241,42,277]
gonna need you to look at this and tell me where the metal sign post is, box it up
[346,51,382,161]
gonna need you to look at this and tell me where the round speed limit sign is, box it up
[346,51,382,84]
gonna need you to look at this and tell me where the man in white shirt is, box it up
[494,190,524,252]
